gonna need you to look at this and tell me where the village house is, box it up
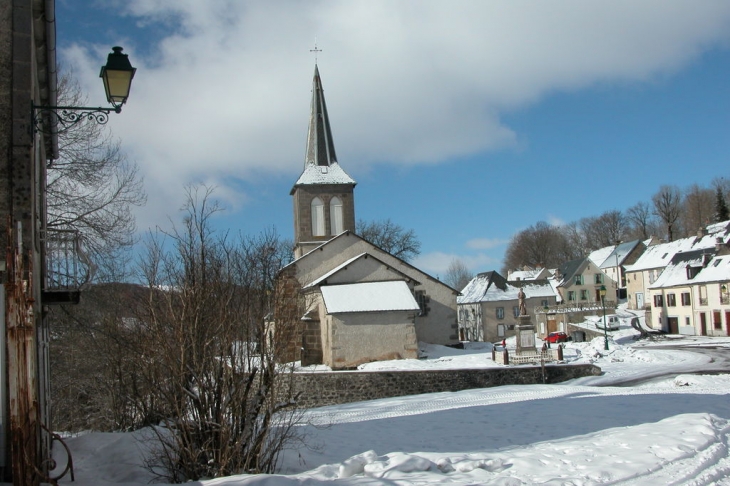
[555,257,615,305]
[590,240,646,300]
[624,221,730,312]
[646,242,730,335]
[275,65,459,370]
[457,271,557,342]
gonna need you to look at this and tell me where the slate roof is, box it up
[292,65,356,192]
[555,258,588,288]
[599,240,643,269]
[588,246,616,268]
[320,281,420,313]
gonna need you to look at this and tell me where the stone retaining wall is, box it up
[288,364,601,408]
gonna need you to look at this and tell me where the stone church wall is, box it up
[284,364,601,408]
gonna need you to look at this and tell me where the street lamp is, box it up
[32,46,136,134]
[600,284,608,351]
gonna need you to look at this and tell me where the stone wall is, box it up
[287,364,601,408]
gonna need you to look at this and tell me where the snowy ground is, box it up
[54,311,730,485]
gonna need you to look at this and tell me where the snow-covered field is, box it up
[55,312,730,485]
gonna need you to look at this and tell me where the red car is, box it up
[544,332,569,344]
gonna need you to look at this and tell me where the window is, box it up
[667,293,676,307]
[512,306,520,318]
[699,286,708,306]
[681,292,691,306]
[568,291,576,301]
[497,324,505,337]
[648,270,655,284]
[496,307,504,319]
[721,284,729,305]
[415,291,430,316]
[574,275,583,285]
[685,316,691,327]
[311,197,325,236]
[329,196,343,235]
[594,274,603,284]
[541,299,549,307]
[580,289,589,301]
[654,294,664,307]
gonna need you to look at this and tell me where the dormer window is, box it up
[686,266,700,280]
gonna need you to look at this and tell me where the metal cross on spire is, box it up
[310,40,322,63]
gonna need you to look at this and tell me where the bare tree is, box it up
[356,218,421,261]
[444,258,473,291]
[682,184,714,234]
[136,185,305,482]
[652,185,682,242]
[503,221,577,274]
[626,202,659,240]
[46,71,146,280]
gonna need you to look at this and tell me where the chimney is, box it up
[702,253,711,268]
[698,226,709,238]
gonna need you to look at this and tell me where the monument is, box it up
[514,288,537,355]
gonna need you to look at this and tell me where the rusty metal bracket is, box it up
[31,423,75,485]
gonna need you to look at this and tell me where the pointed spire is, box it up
[305,65,338,168]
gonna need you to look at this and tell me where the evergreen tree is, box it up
[715,186,730,223]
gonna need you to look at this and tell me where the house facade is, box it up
[646,244,730,336]
[625,222,730,312]
[555,258,615,305]
[275,65,459,369]
[458,271,558,343]
[597,240,646,300]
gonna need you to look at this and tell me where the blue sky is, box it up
[55,1,730,277]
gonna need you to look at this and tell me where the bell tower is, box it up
[291,65,356,258]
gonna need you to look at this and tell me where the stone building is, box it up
[1,0,56,481]
[275,65,459,369]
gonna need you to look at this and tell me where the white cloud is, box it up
[61,1,730,229]
[546,214,567,227]
[465,238,509,251]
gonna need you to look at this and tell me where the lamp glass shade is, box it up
[599,285,607,297]
[100,47,136,106]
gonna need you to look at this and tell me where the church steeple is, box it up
[306,65,338,168]
[291,65,356,258]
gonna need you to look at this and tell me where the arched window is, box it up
[311,197,325,236]
[330,196,343,235]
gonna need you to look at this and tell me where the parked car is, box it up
[595,315,620,331]
[544,331,569,343]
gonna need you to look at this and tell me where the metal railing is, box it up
[41,229,94,291]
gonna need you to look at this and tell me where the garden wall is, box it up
[289,364,601,408]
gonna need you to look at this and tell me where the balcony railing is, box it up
[41,229,95,303]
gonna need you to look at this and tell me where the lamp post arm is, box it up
[31,102,122,135]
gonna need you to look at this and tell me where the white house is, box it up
[647,245,730,336]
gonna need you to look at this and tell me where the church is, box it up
[275,65,459,370]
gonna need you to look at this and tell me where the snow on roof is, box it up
[599,240,641,269]
[293,161,356,186]
[507,268,547,281]
[458,272,556,304]
[588,245,616,268]
[484,282,557,302]
[626,227,729,272]
[320,281,420,314]
[649,252,730,289]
